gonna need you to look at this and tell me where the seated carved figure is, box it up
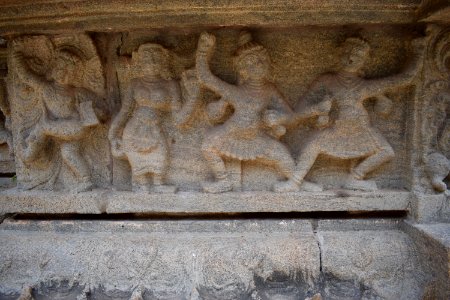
[275,37,424,192]
[109,43,198,193]
[11,37,107,192]
[196,31,326,193]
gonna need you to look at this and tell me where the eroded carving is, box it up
[276,36,424,192]
[109,43,200,193]
[195,31,306,193]
[0,78,13,172]
[8,34,108,192]
[422,26,450,192]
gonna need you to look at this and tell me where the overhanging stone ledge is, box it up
[0,189,411,215]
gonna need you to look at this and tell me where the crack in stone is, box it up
[311,219,323,273]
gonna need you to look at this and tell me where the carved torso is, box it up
[325,74,370,122]
[225,85,271,135]
[42,83,78,120]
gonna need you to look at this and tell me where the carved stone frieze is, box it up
[7,34,110,192]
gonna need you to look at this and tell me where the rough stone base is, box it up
[0,219,438,299]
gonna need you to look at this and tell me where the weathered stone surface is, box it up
[0,1,420,34]
[0,219,320,299]
[401,221,450,299]
[0,219,434,299]
[0,1,448,298]
[0,189,411,215]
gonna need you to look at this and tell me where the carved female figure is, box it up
[275,37,424,192]
[109,44,184,193]
[195,32,301,193]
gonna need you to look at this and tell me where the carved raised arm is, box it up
[288,77,332,126]
[10,49,46,89]
[195,32,236,97]
[264,88,294,128]
[363,38,426,96]
[174,69,201,128]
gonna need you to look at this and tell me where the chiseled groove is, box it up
[9,210,408,221]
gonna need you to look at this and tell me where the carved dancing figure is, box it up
[195,31,327,193]
[109,43,199,193]
[275,37,424,192]
[10,36,107,192]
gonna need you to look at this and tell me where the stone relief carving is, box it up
[109,43,200,193]
[275,36,425,192]
[8,34,109,192]
[0,78,14,173]
[3,30,427,193]
[422,26,450,193]
[195,31,329,193]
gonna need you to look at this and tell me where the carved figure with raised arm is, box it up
[195,31,328,193]
[275,37,425,192]
[9,35,107,192]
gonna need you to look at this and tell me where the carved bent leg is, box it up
[426,152,450,192]
[273,140,323,192]
[21,126,47,163]
[344,144,395,191]
[60,141,93,193]
[262,142,300,192]
[201,145,232,193]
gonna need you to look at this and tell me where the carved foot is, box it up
[431,177,448,193]
[153,184,178,194]
[272,179,300,193]
[130,286,144,300]
[202,178,233,193]
[71,178,93,193]
[18,286,34,300]
[343,177,377,191]
[300,180,323,192]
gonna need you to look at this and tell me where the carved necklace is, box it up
[337,71,363,90]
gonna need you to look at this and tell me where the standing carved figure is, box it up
[9,35,107,192]
[275,37,424,192]
[109,44,198,193]
[196,32,303,193]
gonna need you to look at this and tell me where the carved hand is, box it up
[181,69,200,98]
[317,96,333,115]
[197,32,216,57]
[263,110,283,127]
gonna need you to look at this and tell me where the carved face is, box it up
[342,44,369,73]
[236,51,270,82]
[139,48,168,77]
[50,54,77,85]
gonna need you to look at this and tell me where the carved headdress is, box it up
[130,43,172,80]
[341,37,370,55]
[234,31,269,65]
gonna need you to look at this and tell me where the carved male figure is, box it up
[11,36,106,192]
[109,43,199,193]
[195,31,319,193]
[275,37,424,192]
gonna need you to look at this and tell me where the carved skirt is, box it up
[122,112,168,176]
[204,125,288,161]
[317,119,390,159]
